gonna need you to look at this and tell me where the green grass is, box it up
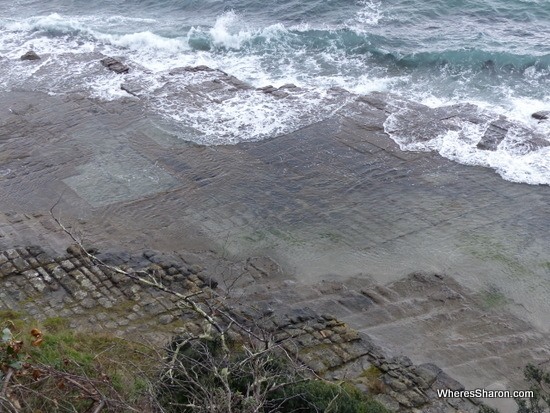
[275,380,391,413]
[359,365,386,395]
[1,311,160,411]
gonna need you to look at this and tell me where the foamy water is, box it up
[0,0,549,184]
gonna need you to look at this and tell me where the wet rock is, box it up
[473,115,549,152]
[121,83,142,97]
[20,50,41,61]
[27,245,45,257]
[385,102,460,144]
[167,266,179,276]
[271,90,289,98]
[159,314,175,325]
[433,371,465,391]
[393,355,413,367]
[532,110,550,121]
[384,376,409,392]
[374,394,400,412]
[81,298,97,309]
[67,244,86,258]
[177,65,216,74]
[6,249,19,260]
[197,274,218,289]
[415,363,441,387]
[60,259,75,271]
[257,85,277,94]
[245,256,282,279]
[476,118,512,151]
[256,84,297,98]
[279,83,298,90]
[356,92,389,111]
[96,250,130,266]
[100,57,129,74]
[0,262,16,277]
[403,389,429,407]
[188,264,202,275]
[142,250,157,260]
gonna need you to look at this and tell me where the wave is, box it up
[3,13,91,37]
[1,7,549,185]
[105,31,188,53]
[384,109,550,185]
[4,12,549,73]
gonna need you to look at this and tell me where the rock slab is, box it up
[100,57,129,74]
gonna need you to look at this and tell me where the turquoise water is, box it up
[2,0,548,104]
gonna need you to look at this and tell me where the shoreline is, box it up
[1,82,550,411]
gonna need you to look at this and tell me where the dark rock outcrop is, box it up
[476,117,513,151]
[383,95,549,152]
[256,83,299,98]
[20,50,41,61]
[532,111,550,121]
[168,65,221,75]
[100,57,129,74]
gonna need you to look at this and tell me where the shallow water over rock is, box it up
[1,87,549,407]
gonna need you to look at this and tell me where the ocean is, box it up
[1,0,549,184]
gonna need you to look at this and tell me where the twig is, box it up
[0,369,15,413]
[90,399,105,413]
[0,367,15,413]
[0,368,14,399]
[50,202,231,352]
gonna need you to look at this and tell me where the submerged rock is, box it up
[257,85,277,94]
[476,117,512,151]
[168,65,220,75]
[532,111,550,121]
[256,83,300,98]
[100,57,129,74]
[20,50,41,61]
[120,82,142,97]
[183,65,216,73]
[279,83,298,90]
[385,96,549,153]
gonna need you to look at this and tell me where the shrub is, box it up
[157,334,390,413]
[515,364,550,413]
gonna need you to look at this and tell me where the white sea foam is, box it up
[345,0,383,32]
[209,11,253,49]
[207,11,289,50]
[152,76,351,145]
[4,13,85,34]
[384,111,550,185]
[103,31,187,53]
[1,8,549,185]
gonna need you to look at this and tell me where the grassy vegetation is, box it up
[359,365,386,395]
[0,311,160,412]
[1,311,392,412]
[273,380,390,413]
[158,334,390,413]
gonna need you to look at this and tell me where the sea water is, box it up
[1,0,549,183]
